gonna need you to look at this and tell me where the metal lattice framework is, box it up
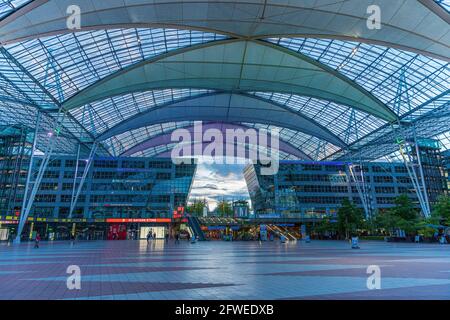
[0,0,448,161]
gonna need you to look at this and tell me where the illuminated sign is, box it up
[0,220,18,224]
[173,206,185,219]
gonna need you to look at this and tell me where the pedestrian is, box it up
[153,232,156,240]
[165,232,169,243]
[146,231,151,243]
[175,232,180,244]
[7,231,14,245]
[34,233,41,249]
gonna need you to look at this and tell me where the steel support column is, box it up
[348,163,371,219]
[397,128,431,218]
[68,142,97,218]
[14,110,66,243]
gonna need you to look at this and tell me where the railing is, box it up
[188,216,206,241]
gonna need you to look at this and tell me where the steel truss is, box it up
[14,108,68,243]
[347,163,372,219]
[396,127,431,218]
[394,66,431,218]
[345,110,372,219]
[68,142,97,218]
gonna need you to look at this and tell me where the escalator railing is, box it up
[188,216,206,241]
[267,225,296,241]
[277,226,298,241]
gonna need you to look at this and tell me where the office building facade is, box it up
[1,155,196,219]
[244,158,447,219]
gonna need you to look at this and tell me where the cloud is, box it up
[189,162,251,210]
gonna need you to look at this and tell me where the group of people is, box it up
[146,230,157,242]
[145,230,188,244]
[146,230,171,243]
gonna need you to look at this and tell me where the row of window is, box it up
[277,164,410,173]
[278,185,349,193]
[90,195,171,203]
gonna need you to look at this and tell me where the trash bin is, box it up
[351,237,360,249]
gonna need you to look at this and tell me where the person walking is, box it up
[34,233,41,249]
[175,232,180,244]
[7,231,14,246]
[165,232,169,243]
[146,231,151,243]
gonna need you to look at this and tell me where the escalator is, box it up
[285,227,302,240]
[267,225,297,241]
[277,226,299,241]
[266,225,284,240]
[187,216,206,241]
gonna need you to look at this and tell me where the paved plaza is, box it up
[0,240,449,300]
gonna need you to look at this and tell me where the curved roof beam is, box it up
[62,39,397,122]
[97,92,347,148]
[121,122,312,160]
[1,0,448,61]
[154,140,295,159]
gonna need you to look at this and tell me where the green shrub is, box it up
[359,236,385,241]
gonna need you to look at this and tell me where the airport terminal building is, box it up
[0,129,197,239]
[245,140,448,219]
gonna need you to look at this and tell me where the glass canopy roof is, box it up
[435,0,450,12]
[0,2,448,161]
[0,0,30,19]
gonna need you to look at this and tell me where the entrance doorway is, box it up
[140,226,166,239]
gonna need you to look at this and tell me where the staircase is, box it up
[187,216,206,241]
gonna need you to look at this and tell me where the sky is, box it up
[188,159,251,211]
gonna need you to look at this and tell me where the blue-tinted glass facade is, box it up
[245,157,447,219]
[2,155,196,219]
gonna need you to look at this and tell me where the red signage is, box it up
[107,224,127,240]
[173,211,182,219]
[106,218,171,223]
[173,206,185,219]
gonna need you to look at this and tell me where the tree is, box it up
[217,200,233,217]
[375,194,419,236]
[432,195,450,225]
[337,199,364,239]
[313,216,337,236]
[187,198,208,216]
[391,194,418,221]
[374,210,402,236]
